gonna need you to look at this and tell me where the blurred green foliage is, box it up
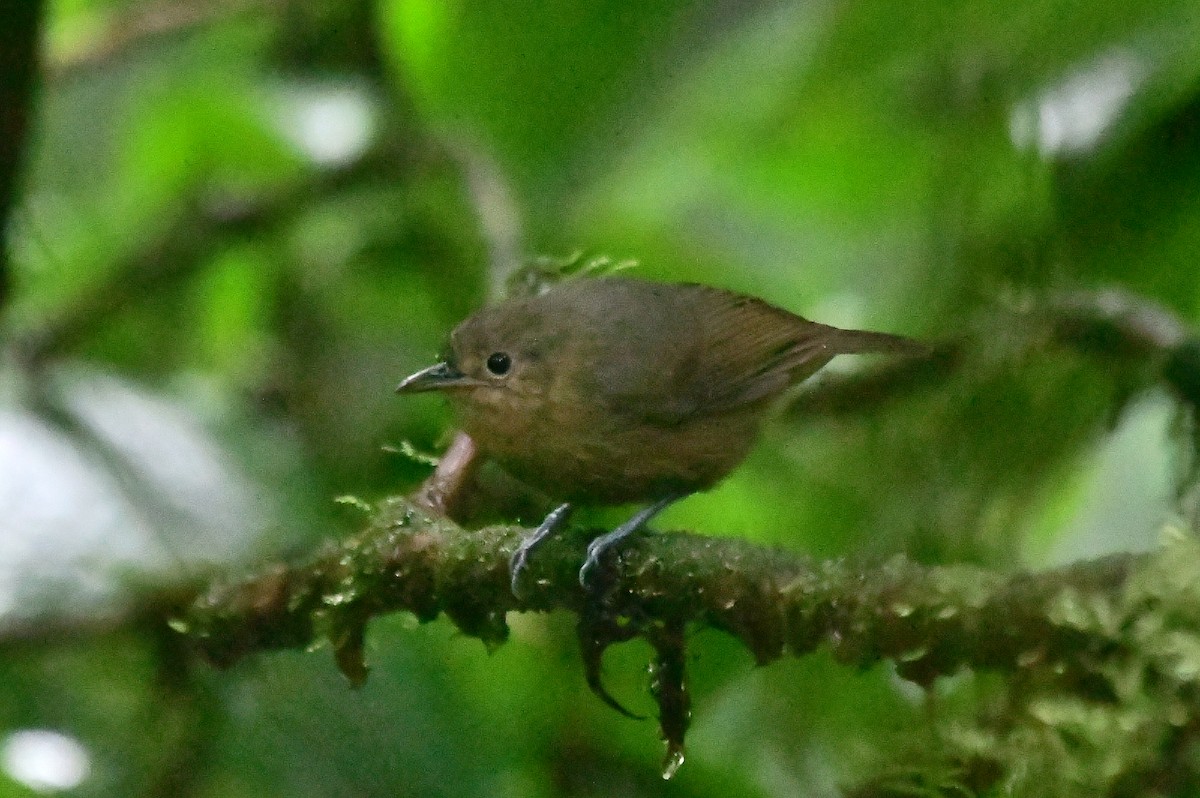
[2,0,1200,795]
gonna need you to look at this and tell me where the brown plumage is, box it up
[397,275,924,589]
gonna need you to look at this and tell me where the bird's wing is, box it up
[575,279,921,426]
[671,285,924,415]
[582,284,829,424]
[670,286,836,413]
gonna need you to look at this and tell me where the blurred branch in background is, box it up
[45,0,279,79]
[449,142,524,300]
[19,0,422,369]
[0,0,45,311]
[787,286,1192,418]
[13,137,438,369]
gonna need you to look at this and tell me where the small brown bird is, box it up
[397,276,924,592]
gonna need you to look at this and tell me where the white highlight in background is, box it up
[1010,50,1146,157]
[274,82,377,167]
[1,729,91,793]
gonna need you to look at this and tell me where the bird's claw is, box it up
[577,492,684,589]
[509,502,573,599]
[509,545,532,598]
[578,533,617,588]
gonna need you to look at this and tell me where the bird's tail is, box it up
[823,326,930,357]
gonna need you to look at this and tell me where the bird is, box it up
[396,275,925,594]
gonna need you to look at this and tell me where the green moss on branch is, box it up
[179,498,1200,788]
[180,498,1142,678]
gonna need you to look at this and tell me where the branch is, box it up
[180,496,1197,777]
[0,0,45,311]
[13,131,447,367]
[46,0,281,79]
[179,497,1144,674]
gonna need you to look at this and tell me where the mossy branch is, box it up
[181,497,1200,779]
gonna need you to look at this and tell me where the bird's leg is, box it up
[579,492,686,588]
[509,502,574,597]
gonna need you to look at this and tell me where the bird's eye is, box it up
[485,352,512,376]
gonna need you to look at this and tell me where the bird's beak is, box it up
[395,361,473,393]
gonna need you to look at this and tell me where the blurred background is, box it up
[2,0,1200,795]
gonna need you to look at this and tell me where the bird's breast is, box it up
[456,385,762,505]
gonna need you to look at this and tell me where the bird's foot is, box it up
[578,527,634,588]
[509,502,573,598]
[577,493,685,589]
